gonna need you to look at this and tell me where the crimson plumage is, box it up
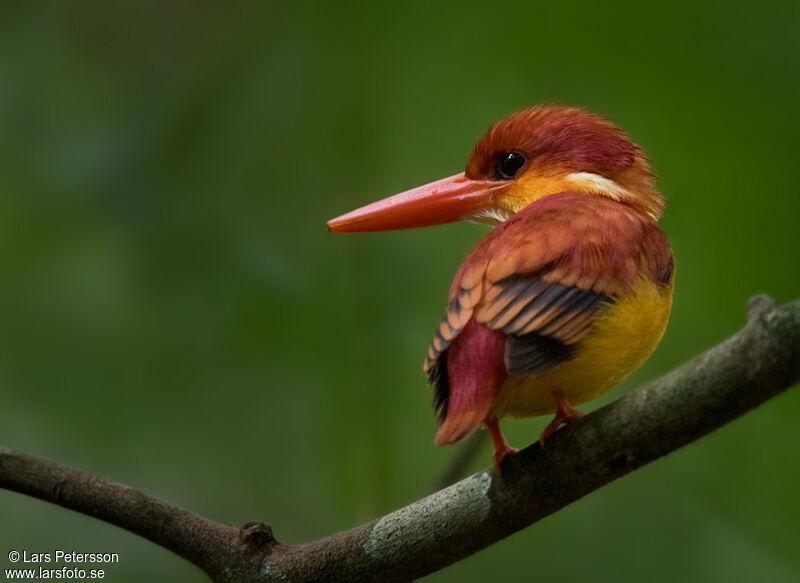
[425,191,672,446]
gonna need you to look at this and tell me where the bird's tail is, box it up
[433,319,507,446]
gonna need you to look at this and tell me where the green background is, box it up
[1,2,798,581]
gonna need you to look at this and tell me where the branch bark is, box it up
[2,295,799,582]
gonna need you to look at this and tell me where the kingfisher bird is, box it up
[327,105,674,470]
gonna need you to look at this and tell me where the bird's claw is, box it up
[493,444,519,472]
[539,389,585,448]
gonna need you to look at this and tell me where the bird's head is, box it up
[327,105,663,233]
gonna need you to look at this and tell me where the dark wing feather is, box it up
[477,271,612,375]
[504,333,575,376]
[427,352,450,423]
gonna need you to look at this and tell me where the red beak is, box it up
[327,172,507,233]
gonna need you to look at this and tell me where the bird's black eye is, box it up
[496,152,526,179]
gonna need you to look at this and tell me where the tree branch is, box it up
[0,448,245,579]
[2,295,799,582]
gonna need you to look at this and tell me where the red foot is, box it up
[539,389,585,448]
[487,417,518,471]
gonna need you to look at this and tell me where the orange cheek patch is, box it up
[499,171,579,213]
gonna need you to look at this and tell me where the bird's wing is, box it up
[477,272,612,375]
[425,192,673,436]
[424,257,486,383]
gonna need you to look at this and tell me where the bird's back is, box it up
[426,192,673,443]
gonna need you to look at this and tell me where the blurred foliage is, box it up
[0,1,798,581]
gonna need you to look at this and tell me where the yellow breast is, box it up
[490,276,673,419]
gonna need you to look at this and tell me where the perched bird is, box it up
[328,105,673,470]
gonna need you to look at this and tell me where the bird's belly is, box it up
[491,277,673,419]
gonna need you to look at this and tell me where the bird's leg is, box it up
[487,417,518,471]
[539,388,585,447]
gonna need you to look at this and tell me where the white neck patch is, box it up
[565,172,630,202]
